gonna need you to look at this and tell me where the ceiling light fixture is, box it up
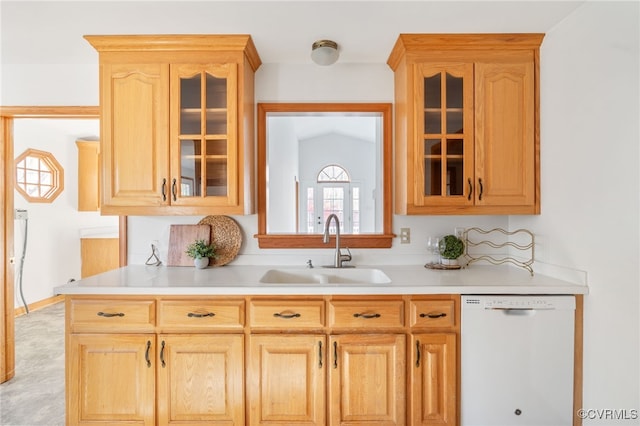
[311,40,339,66]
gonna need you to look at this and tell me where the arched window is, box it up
[14,149,64,203]
[304,164,360,234]
[317,164,349,183]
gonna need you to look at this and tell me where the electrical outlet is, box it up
[400,228,410,244]
[14,209,28,220]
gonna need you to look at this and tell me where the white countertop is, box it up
[55,264,588,296]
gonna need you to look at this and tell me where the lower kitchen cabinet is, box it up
[330,334,406,426]
[248,334,326,425]
[410,333,457,426]
[65,295,460,426]
[157,334,244,426]
[68,333,156,425]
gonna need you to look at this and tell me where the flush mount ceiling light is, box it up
[311,40,339,66]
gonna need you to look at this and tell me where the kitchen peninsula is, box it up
[56,264,587,426]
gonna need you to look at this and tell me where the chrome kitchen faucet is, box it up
[323,214,352,268]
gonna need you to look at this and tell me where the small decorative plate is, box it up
[198,215,242,266]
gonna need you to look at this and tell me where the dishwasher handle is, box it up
[490,307,540,316]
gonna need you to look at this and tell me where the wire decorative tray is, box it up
[462,227,535,275]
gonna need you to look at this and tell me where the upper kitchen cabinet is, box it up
[85,35,261,215]
[387,34,543,215]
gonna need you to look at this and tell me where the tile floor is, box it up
[0,302,65,426]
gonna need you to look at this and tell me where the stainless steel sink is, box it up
[259,268,391,284]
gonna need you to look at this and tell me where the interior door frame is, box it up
[0,106,127,383]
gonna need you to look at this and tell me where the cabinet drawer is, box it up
[329,300,404,329]
[249,300,325,329]
[158,299,244,330]
[68,298,155,333]
[410,300,455,328]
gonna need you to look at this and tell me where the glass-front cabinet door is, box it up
[415,63,474,207]
[170,63,238,207]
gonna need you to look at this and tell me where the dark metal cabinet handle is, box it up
[420,312,447,319]
[172,178,177,201]
[145,340,151,368]
[353,312,381,319]
[187,312,215,318]
[97,311,124,318]
[478,178,484,201]
[467,178,473,201]
[333,341,338,369]
[161,178,167,201]
[273,312,301,319]
[318,341,323,368]
[160,340,166,368]
[416,340,421,367]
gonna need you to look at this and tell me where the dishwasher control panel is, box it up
[463,295,576,310]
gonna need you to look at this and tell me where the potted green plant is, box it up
[185,239,216,269]
[438,234,465,266]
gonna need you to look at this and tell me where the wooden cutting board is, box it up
[167,224,211,266]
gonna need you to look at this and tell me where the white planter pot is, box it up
[441,258,459,266]
[193,257,209,269]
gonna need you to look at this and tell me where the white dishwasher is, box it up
[461,295,575,426]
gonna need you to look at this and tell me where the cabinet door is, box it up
[248,334,326,426]
[76,139,100,211]
[475,60,535,207]
[157,334,244,426]
[101,63,170,212]
[415,63,474,207]
[67,334,155,426]
[170,63,239,208]
[410,334,457,426]
[329,334,406,426]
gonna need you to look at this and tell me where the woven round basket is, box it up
[197,215,242,266]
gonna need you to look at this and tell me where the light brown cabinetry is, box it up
[157,334,244,425]
[409,298,458,426]
[80,238,119,278]
[330,333,406,425]
[249,334,326,425]
[387,34,543,215]
[76,138,100,211]
[85,35,261,216]
[66,295,458,426]
[66,297,245,425]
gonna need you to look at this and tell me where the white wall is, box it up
[511,2,639,423]
[12,119,119,307]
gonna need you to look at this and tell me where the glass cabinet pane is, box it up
[445,73,463,109]
[424,139,441,156]
[176,67,231,201]
[206,74,227,134]
[447,138,464,156]
[421,67,468,201]
[179,139,200,197]
[424,158,442,196]
[180,75,201,135]
[445,73,464,133]
[424,74,441,108]
[424,74,442,134]
[206,158,227,196]
[446,159,464,196]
